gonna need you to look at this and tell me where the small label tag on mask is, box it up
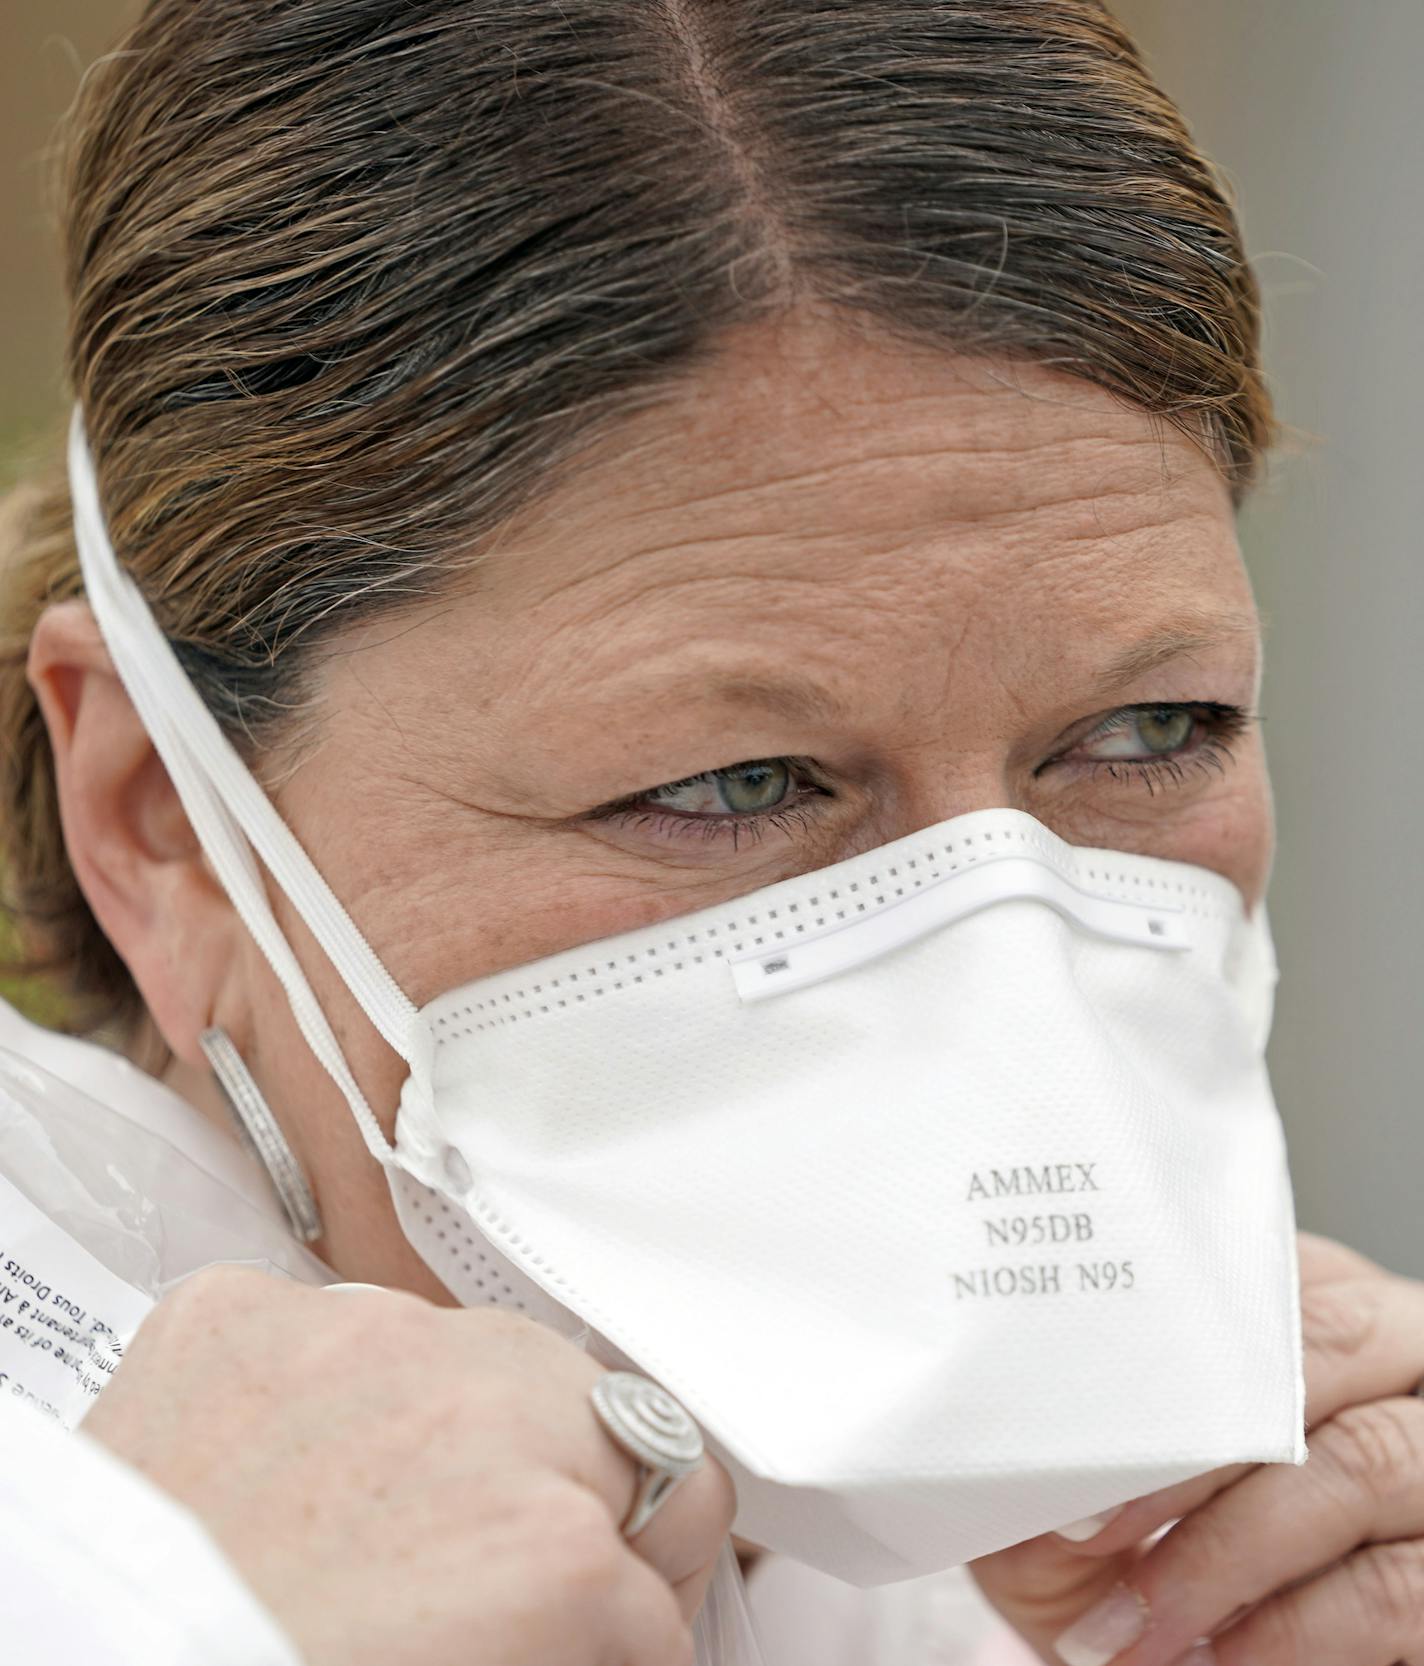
[0,1171,154,1427]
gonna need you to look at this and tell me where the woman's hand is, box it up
[969,1232,1424,1665]
[82,1267,735,1666]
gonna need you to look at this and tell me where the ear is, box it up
[27,599,243,1064]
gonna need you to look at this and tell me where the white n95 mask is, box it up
[68,410,1305,1588]
[388,808,1304,1582]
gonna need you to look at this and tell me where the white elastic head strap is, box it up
[67,408,419,1162]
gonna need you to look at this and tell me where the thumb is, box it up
[969,1529,1145,1663]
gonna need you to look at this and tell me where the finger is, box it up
[1299,1272,1424,1428]
[538,1487,691,1666]
[1056,1270,1424,1559]
[1051,1396,1424,1666]
[970,1528,1138,1653]
[1210,1539,1424,1666]
[576,1378,736,1608]
[1295,1230,1388,1285]
[628,1462,739,1621]
[669,1539,736,1630]
[603,1549,694,1666]
[1053,1467,1253,1555]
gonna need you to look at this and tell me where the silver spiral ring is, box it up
[590,1372,705,1538]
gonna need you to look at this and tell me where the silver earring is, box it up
[199,1027,323,1244]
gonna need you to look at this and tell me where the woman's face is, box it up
[96,314,1274,1293]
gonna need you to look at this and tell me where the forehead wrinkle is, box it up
[612,431,1149,516]
[521,541,920,646]
[503,379,1192,563]
[569,436,1181,564]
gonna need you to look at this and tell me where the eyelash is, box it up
[592,762,829,851]
[1045,701,1253,795]
[591,703,1251,845]
[594,802,824,850]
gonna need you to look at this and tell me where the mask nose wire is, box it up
[66,407,417,1164]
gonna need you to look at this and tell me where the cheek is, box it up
[1241,759,1276,909]
[1154,742,1275,911]
[1192,730,1275,910]
[1051,736,1275,913]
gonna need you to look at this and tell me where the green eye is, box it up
[1134,707,1194,754]
[642,758,797,817]
[716,760,792,812]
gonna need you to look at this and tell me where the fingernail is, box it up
[1054,1504,1126,1542]
[1053,1583,1149,1666]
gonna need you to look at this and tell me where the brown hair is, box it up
[0,0,1275,1031]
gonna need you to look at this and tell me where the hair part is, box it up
[0,0,1275,1030]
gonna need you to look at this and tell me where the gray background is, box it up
[3,4,1421,1271]
[1111,0,1424,1275]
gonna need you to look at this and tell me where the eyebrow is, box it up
[1093,610,1259,695]
[699,673,854,728]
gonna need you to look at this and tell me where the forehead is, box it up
[354,313,1256,747]
[477,312,1246,632]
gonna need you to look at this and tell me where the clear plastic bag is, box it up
[0,1044,332,1297]
[0,1043,332,1426]
[693,1542,767,1666]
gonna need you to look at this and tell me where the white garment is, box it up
[0,1396,299,1666]
[0,997,1036,1664]
[0,1000,305,1666]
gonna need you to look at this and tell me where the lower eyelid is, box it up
[1076,737,1240,789]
